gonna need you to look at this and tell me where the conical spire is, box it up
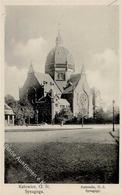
[81,64,86,75]
[56,31,63,47]
[28,62,34,74]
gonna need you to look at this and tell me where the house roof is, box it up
[63,73,81,94]
[4,104,14,115]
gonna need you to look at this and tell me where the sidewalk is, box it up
[5,124,119,132]
[5,124,92,132]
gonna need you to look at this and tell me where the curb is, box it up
[109,131,119,144]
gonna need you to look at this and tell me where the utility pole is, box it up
[112,100,115,132]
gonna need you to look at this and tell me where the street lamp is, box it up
[112,100,115,132]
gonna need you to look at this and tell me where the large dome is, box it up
[45,32,75,74]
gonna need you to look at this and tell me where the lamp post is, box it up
[50,82,54,125]
[112,100,115,132]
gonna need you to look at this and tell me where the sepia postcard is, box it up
[0,0,121,194]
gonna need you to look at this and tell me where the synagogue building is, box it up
[19,32,93,123]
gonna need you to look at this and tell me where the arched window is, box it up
[56,72,65,80]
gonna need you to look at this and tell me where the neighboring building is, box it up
[19,32,93,123]
[4,104,15,126]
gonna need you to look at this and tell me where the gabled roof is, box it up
[34,72,61,95]
[63,74,81,94]
[21,64,62,96]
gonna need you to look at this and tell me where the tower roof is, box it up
[81,64,86,75]
[45,33,75,74]
[28,63,34,74]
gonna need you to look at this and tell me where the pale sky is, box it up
[5,5,119,107]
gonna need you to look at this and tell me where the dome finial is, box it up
[56,22,63,47]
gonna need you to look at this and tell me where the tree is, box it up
[5,95,35,125]
[55,107,73,124]
[18,98,34,125]
[94,108,104,123]
[5,94,16,108]
[104,106,120,124]
[13,102,25,125]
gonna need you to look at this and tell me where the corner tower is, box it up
[45,32,75,91]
